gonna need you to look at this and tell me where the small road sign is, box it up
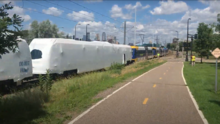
[212,48,220,59]
[212,48,220,93]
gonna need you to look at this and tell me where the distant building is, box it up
[102,32,106,41]
[173,38,178,44]
[96,34,100,41]
[107,35,114,43]
[114,36,116,42]
[82,35,86,41]
[86,32,90,41]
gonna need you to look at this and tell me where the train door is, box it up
[152,49,156,57]
[132,48,136,62]
[122,54,125,64]
[145,47,148,60]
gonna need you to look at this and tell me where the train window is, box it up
[31,49,42,59]
[136,50,146,57]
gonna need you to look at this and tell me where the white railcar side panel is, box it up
[30,38,132,75]
[29,39,52,74]
[0,40,32,82]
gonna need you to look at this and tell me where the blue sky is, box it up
[1,0,219,44]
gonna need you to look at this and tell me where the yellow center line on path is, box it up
[153,84,156,88]
[143,98,149,105]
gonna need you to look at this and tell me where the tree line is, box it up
[193,14,220,63]
[22,20,71,44]
[0,2,71,55]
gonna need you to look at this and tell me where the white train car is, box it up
[0,38,32,86]
[29,38,132,75]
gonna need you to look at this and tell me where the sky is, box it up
[0,0,220,45]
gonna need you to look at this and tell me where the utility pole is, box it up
[190,35,194,64]
[134,7,136,46]
[124,21,126,45]
[186,18,191,61]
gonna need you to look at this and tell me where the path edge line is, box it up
[68,62,167,124]
[181,62,209,124]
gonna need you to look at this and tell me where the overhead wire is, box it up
[68,0,124,25]
[44,0,104,22]
[27,0,95,22]
[26,0,123,34]
[21,6,77,23]
[19,0,130,40]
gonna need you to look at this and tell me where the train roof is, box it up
[29,38,131,48]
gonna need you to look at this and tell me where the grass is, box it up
[184,62,220,124]
[0,59,165,124]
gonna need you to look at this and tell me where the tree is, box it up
[28,20,65,42]
[170,43,176,50]
[178,41,183,51]
[66,34,69,39]
[216,13,220,33]
[0,2,23,55]
[211,34,220,48]
[167,43,171,49]
[20,30,30,44]
[195,23,213,63]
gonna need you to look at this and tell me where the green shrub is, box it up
[0,89,48,124]
[39,70,53,95]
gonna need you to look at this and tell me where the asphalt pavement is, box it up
[69,58,204,124]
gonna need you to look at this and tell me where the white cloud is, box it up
[209,1,220,12]
[125,2,142,10]
[198,0,210,4]
[181,7,217,23]
[126,21,144,31]
[0,0,15,5]
[110,5,132,19]
[199,0,220,12]
[42,7,63,16]
[67,11,94,21]
[24,23,31,30]
[7,6,31,22]
[142,5,150,9]
[150,0,188,15]
[125,2,150,10]
[20,15,31,22]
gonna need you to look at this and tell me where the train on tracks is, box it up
[0,38,168,87]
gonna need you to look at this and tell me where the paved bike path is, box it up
[69,62,204,124]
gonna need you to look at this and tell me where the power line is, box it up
[27,0,95,22]
[44,0,101,21]
[22,6,77,23]
[26,0,121,30]
[68,0,123,25]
